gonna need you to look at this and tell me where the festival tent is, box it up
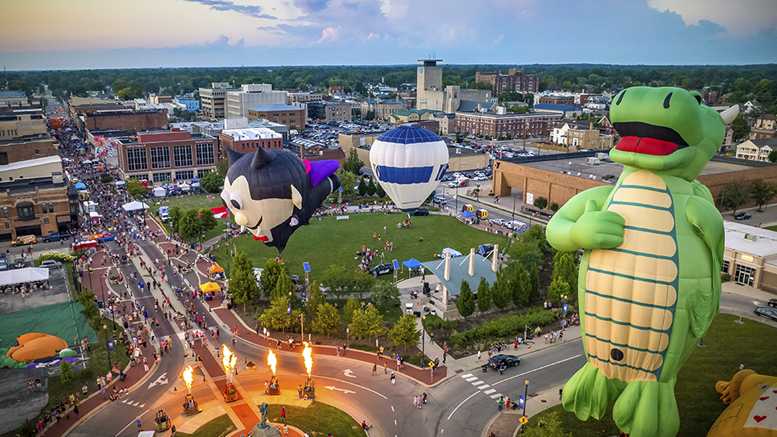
[402,258,423,269]
[440,248,462,258]
[208,264,225,274]
[200,282,221,293]
[153,187,167,197]
[180,183,191,191]
[190,177,200,182]
[122,201,149,212]
[192,182,201,188]
[115,181,125,186]
[459,210,476,217]
[0,267,49,286]
[74,182,87,190]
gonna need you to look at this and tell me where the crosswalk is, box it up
[120,398,145,408]
[459,373,503,399]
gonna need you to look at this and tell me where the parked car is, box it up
[735,213,752,220]
[477,244,495,257]
[412,208,429,216]
[754,306,777,322]
[0,254,7,271]
[369,263,394,277]
[433,197,448,205]
[488,354,521,370]
[491,218,505,226]
[768,299,777,308]
[40,260,63,269]
[12,235,36,247]
[43,232,70,243]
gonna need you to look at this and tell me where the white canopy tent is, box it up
[153,187,167,198]
[179,183,191,191]
[0,268,49,286]
[122,201,150,212]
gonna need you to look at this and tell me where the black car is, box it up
[735,212,752,220]
[412,209,429,216]
[768,299,777,308]
[369,263,394,277]
[488,354,521,370]
[754,306,777,322]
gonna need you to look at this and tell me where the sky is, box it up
[1,0,776,70]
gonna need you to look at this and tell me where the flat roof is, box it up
[0,176,68,195]
[513,153,762,185]
[248,104,304,112]
[0,155,61,171]
[724,221,777,258]
[221,128,281,140]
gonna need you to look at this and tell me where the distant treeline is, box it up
[5,64,777,111]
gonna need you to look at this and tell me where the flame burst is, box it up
[268,350,277,375]
[222,344,236,375]
[302,342,313,376]
[183,365,193,393]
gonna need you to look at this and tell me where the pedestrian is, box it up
[372,362,377,376]
[297,384,303,399]
[497,396,504,412]
[559,388,563,400]
[74,404,79,420]
[29,379,34,392]
[477,350,481,361]
[37,377,42,391]
[281,406,286,421]
[505,396,510,410]
[136,416,141,429]
[383,361,388,374]
[391,372,396,385]
[101,386,106,398]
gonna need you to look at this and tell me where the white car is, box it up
[491,219,505,226]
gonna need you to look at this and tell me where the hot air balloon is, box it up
[222,148,340,253]
[369,126,449,212]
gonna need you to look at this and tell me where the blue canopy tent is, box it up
[402,258,423,268]
[191,177,200,182]
[74,182,87,190]
[459,211,476,217]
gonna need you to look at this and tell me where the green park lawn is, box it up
[176,414,236,437]
[211,212,509,283]
[766,225,777,232]
[526,313,777,437]
[147,193,230,243]
[266,403,364,437]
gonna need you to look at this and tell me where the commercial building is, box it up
[306,101,352,123]
[226,84,288,119]
[174,97,200,112]
[219,128,283,153]
[0,91,43,114]
[0,112,48,141]
[360,98,408,120]
[199,82,238,119]
[68,96,133,123]
[287,139,346,169]
[288,92,323,105]
[247,104,305,130]
[551,121,615,150]
[721,222,777,293]
[475,68,540,95]
[389,109,456,135]
[455,109,562,139]
[116,129,217,183]
[537,95,575,106]
[416,59,492,112]
[534,104,583,118]
[83,109,168,132]
[492,151,777,210]
[751,114,777,140]
[735,138,777,162]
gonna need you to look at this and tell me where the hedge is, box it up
[449,307,557,347]
[39,252,75,263]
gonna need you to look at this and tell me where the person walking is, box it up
[372,362,377,376]
[136,416,141,430]
[383,361,388,374]
[29,379,34,392]
[391,372,396,385]
[477,350,481,361]
[497,396,505,412]
[74,404,80,420]
[281,407,286,421]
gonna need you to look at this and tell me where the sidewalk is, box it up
[483,383,565,437]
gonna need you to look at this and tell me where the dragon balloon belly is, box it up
[585,170,679,383]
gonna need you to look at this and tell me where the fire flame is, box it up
[302,342,312,376]
[268,350,277,375]
[222,344,236,374]
[183,365,193,393]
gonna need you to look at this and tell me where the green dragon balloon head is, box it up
[609,87,731,181]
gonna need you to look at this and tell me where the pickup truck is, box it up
[12,235,37,247]
[43,232,70,243]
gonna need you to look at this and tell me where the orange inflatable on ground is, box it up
[6,333,68,362]
[708,370,777,436]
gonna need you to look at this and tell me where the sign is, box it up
[303,262,311,273]
[526,193,534,205]
[108,340,114,351]
[518,395,525,409]
[392,259,400,270]
[563,303,568,316]
[519,416,528,425]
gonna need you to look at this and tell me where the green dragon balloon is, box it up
[546,87,736,437]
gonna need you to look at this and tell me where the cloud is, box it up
[319,27,341,43]
[183,0,277,19]
[294,0,331,13]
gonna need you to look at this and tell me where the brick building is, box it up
[116,129,217,183]
[247,104,305,129]
[84,109,168,132]
[219,128,283,153]
[475,68,540,95]
[751,114,777,140]
[306,101,352,123]
[455,110,562,138]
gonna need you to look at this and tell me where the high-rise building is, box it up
[199,82,237,119]
[416,59,492,112]
[226,84,288,119]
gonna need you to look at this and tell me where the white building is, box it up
[226,84,288,119]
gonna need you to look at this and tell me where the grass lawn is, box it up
[211,213,509,283]
[766,225,777,232]
[266,402,364,437]
[176,414,235,437]
[147,193,230,243]
[526,313,777,437]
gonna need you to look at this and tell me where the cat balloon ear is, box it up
[226,148,246,166]
[251,147,274,170]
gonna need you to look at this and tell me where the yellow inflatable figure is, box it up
[708,370,777,437]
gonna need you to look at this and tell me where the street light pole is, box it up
[104,324,112,375]
[521,379,529,433]
[421,315,425,369]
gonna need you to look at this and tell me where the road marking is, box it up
[483,389,496,395]
[343,369,356,378]
[460,373,473,378]
[394,419,397,425]
[115,409,149,436]
[479,384,490,389]
[139,404,145,408]
[310,374,387,399]
[148,372,169,389]
[447,391,480,420]
[491,354,583,387]
[391,406,394,412]
[324,385,356,394]
[472,380,485,386]
[465,376,478,382]
[489,393,503,399]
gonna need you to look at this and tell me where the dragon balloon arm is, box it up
[684,195,725,338]
[547,185,622,252]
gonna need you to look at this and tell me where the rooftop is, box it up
[724,221,777,258]
[458,100,494,113]
[0,176,69,195]
[421,253,497,297]
[0,155,61,172]
[248,104,304,112]
[0,133,54,146]
[0,91,26,98]
[221,128,281,141]
[534,103,580,111]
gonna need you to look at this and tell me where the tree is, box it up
[512,264,531,306]
[169,206,182,233]
[348,305,385,340]
[547,278,571,303]
[311,303,341,338]
[126,178,147,199]
[321,264,356,299]
[366,178,377,196]
[549,202,559,212]
[273,269,294,301]
[529,266,540,302]
[343,148,364,174]
[750,179,777,211]
[177,209,199,241]
[358,177,368,196]
[552,252,578,295]
[338,170,356,198]
[343,298,360,324]
[259,295,300,333]
[375,182,386,198]
[371,281,400,313]
[388,314,420,352]
[491,271,511,309]
[197,208,218,234]
[200,171,224,193]
[306,281,325,316]
[477,277,491,313]
[456,280,476,319]
[77,290,101,332]
[719,181,749,213]
[731,114,751,141]
[100,173,114,184]
[230,251,259,312]
[769,150,777,163]
[216,158,229,177]
[534,196,548,210]
[260,259,289,297]
[60,360,74,387]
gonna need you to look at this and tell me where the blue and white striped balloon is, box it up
[370,126,449,211]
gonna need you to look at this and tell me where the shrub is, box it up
[40,252,75,263]
[449,307,557,348]
[60,360,73,387]
[422,315,456,330]
[549,202,559,212]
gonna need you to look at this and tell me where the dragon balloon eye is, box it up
[230,192,243,210]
